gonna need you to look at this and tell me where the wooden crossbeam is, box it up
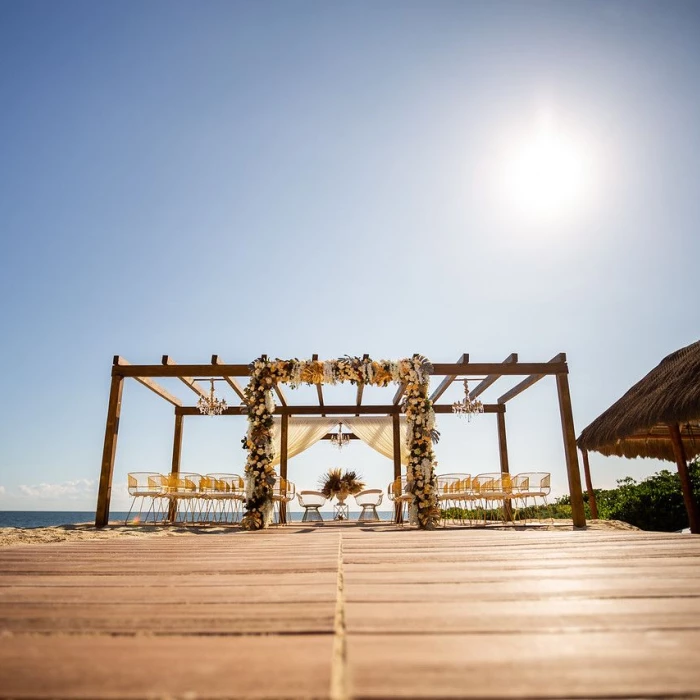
[429,353,469,403]
[176,403,505,416]
[273,383,288,406]
[113,356,182,406]
[312,354,325,416]
[497,353,566,404]
[211,355,246,402]
[113,361,568,378]
[356,354,369,416]
[162,356,208,399]
[469,353,518,400]
[258,355,287,406]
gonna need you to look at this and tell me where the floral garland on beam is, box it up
[241,355,440,530]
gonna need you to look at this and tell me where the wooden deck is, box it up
[1,525,699,698]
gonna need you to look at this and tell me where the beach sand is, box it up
[0,518,639,548]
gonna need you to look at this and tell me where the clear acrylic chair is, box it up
[297,491,326,522]
[354,489,383,521]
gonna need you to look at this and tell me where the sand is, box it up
[0,518,640,548]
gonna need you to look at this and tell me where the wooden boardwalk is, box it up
[1,526,699,698]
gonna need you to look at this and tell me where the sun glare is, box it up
[502,117,592,223]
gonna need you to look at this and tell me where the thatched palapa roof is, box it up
[577,340,700,462]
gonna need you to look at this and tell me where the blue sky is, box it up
[1,0,699,513]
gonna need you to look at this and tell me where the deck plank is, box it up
[1,526,699,698]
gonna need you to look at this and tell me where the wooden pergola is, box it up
[96,352,586,528]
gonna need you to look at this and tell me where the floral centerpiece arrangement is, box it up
[319,468,365,509]
[241,354,440,530]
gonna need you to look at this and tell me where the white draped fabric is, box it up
[270,416,408,466]
[342,417,409,466]
[270,418,337,467]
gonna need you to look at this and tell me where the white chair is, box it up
[437,473,471,525]
[297,491,327,522]
[271,477,296,525]
[513,472,552,523]
[203,473,245,523]
[354,489,383,521]
[387,476,412,525]
[125,472,164,524]
[160,472,202,524]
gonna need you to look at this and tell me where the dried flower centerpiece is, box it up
[319,468,365,506]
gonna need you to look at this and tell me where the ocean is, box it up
[0,511,395,528]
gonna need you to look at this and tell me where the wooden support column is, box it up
[497,411,513,522]
[555,372,586,528]
[95,375,124,528]
[668,423,700,534]
[392,412,402,524]
[580,449,599,519]
[167,413,184,522]
[279,414,289,525]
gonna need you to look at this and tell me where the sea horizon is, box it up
[0,510,395,528]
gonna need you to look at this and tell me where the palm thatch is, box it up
[577,340,700,461]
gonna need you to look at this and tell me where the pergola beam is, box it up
[470,353,518,400]
[175,403,505,416]
[392,383,405,405]
[429,353,469,403]
[113,361,569,379]
[211,355,246,402]
[497,353,566,404]
[356,354,369,416]
[162,355,208,400]
[113,357,182,406]
[312,354,325,416]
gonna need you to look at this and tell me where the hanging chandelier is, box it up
[452,379,483,420]
[330,421,351,450]
[197,379,228,416]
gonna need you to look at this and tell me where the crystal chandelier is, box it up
[197,379,228,416]
[452,379,484,420]
[330,421,351,450]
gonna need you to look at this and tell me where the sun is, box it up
[502,118,591,223]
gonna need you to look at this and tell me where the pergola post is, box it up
[555,372,586,527]
[392,412,402,524]
[580,449,598,519]
[668,423,700,534]
[167,413,184,522]
[95,375,124,528]
[280,414,289,524]
[497,410,513,522]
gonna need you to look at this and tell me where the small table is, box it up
[333,502,350,520]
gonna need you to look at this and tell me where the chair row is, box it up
[126,472,296,525]
[387,472,551,525]
[437,472,551,525]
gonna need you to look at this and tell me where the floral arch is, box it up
[242,355,440,530]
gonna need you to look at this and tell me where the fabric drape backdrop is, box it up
[270,416,408,467]
[270,418,337,467]
[342,417,409,465]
